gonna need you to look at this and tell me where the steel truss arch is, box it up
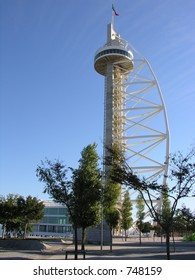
[112,40,170,202]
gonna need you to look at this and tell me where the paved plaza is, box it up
[0,238,195,260]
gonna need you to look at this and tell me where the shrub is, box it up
[183,233,195,241]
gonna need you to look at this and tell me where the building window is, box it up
[39,225,47,232]
[48,226,56,232]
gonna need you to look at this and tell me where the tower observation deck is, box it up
[94,23,170,206]
[94,24,133,76]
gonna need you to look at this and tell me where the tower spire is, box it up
[111,4,119,28]
[111,7,115,27]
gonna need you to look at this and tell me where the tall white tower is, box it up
[94,23,170,205]
[95,24,134,170]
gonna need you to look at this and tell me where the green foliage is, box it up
[103,180,121,209]
[36,159,72,206]
[103,143,122,230]
[36,143,102,251]
[71,143,102,249]
[136,194,145,244]
[183,233,195,241]
[121,191,133,231]
[136,194,145,224]
[162,187,171,218]
[103,179,121,227]
[141,222,153,233]
[174,206,195,235]
[104,207,120,229]
[17,196,44,238]
[103,170,121,251]
[72,143,102,229]
[0,194,44,238]
[0,194,19,236]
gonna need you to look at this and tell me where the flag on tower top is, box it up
[112,4,119,16]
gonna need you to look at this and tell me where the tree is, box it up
[16,196,44,239]
[136,194,145,244]
[71,143,102,250]
[121,191,133,241]
[174,206,195,237]
[104,207,120,252]
[36,159,79,252]
[105,145,195,259]
[103,143,124,251]
[159,186,172,246]
[103,179,121,252]
[0,196,8,238]
[36,143,102,257]
[0,194,44,238]
[142,222,153,234]
[0,194,18,238]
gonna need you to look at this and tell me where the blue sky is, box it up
[0,0,195,209]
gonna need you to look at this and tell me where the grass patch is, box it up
[183,233,195,241]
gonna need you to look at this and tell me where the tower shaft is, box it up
[95,24,134,174]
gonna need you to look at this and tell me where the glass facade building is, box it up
[30,201,72,237]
